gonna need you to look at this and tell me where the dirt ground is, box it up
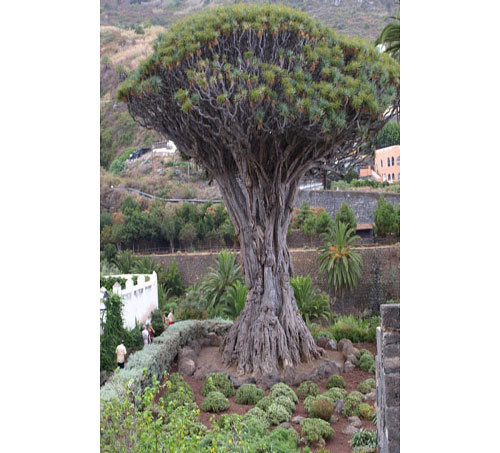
[162,341,377,452]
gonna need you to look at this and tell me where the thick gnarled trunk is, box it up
[217,172,321,375]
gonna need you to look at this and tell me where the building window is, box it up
[380,159,383,168]
[387,157,390,167]
[388,174,391,181]
[392,173,395,181]
[391,156,395,166]
[397,155,400,165]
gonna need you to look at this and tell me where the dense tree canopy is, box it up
[118,4,399,375]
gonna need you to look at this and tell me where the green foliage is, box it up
[163,260,185,297]
[358,403,374,420]
[267,402,291,425]
[115,249,136,273]
[201,391,229,413]
[269,382,298,404]
[309,398,334,421]
[350,428,377,448]
[318,221,363,296]
[103,243,117,262]
[151,309,164,336]
[300,418,334,444]
[326,374,346,390]
[179,222,196,245]
[357,378,376,394]
[174,285,209,321]
[373,196,399,237]
[202,372,235,397]
[100,293,126,371]
[272,395,295,414]
[256,395,273,411]
[221,280,247,320]
[375,121,400,148]
[201,250,243,316]
[342,391,364,417]
[290,275,331,323]
[100,276,127,292]
[244,406,267,420]
[101,212,113,230]
[359,354,376,373]
[235,384,264,405]
[375,8,400,59]
[295,201,311,228]
[329,315,380,343]
[322,387,348,404]
[315,211,333,235]
[297,381,320,400]
[109,147,134,175]
[335,202,357,232]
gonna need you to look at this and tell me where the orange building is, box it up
[374,145,400,183]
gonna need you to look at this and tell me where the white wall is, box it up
[101,272,158,329]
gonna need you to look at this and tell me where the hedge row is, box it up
[100,319,232,402]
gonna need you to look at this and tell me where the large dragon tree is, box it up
[117,4,399,375]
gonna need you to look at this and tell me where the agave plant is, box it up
[201,249,243,314]
[318,222,363,312]
[290,275,331,323]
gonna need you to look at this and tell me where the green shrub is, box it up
[304,395,335,414]
[359,403,374,420]
[297,381,320,400]
[350,428,377,448]
[359,355,376,373]
[256,395,273,411]
[235,384,264,405]
[309,398,334,421]
[326,374,345,389]
[245,406,267,420]
[300,418,334,444]
[202,372,235,397]
[267,402,291,425]
[357,378,376,394]
[291,275,331,323]
[272,395,295,414]
[269,382,298,404]
[335,202,357,232]
[357,349,373,360]
[163,260,185,297]
[373,196,398,237]
[201,391,229,413]
[342,392,364,417]
[257,427,299,452]
[323,387,348,404]
[329,315,380,343]
[103,243,117,261]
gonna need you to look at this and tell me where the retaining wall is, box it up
[295,190,400,223]
[152,244,400,315]
[376,304,400,453]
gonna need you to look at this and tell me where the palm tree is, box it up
[290,275,331,323]
[375,7,400,60]
[220,281,247,320]
[318,222,363,313]
[201,250,243,315]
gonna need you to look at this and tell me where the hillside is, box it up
[100,0,398,169]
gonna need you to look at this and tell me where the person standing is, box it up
[148,323,155,344]
[142,325,149,346]
[115,341,127,369]
[167,308,174,326]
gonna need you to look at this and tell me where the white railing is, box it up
[100,272,158,329]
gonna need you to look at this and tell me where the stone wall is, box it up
[152,244,400,315]
[376,304,400,453]
[295,190,400,223]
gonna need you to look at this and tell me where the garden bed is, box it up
[160,341,377,453]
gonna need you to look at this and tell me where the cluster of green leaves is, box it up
[326,374,345,390]
[201,391,229,413]
[318,221,363,297]
[329,315,380,344]
[375,121,400,148]
[342,391,364,417]
[335,202,357,232]
[100,276,127,292]
[290,275,331,323]
[357,378,376,394]
[296,381,320,400]
[292,202,333,239]
[373,196,400,237]
[300,418,334,444]
[118,4,399,138]
[308,398,334,421]
[202,372,235,398]
[350,428,377,448]
[358,349,376,373]
[235,384,264,405]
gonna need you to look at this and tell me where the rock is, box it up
[230,375,256,388]
[186,339,201,356]
[202,332,222,347]
[344,361,356,372]
[283,367,298,386]
[179,358,196,376]
[291,415,305,424]
[316,438,326,448]
[309,360,342,381]
[330,415,339,423]
[256,373,281,390]
[334,399,345,414]
[345,353,358,365]
[348,416,362,428]
[350,347,360,357]
[338,338,353,353]
[193,365,213,380]
[179,346,197,363]
[280,422,293,429]
[325,339,337,350]
[364,390,376,402]
[316,337,331,348]
[342,424,360,435]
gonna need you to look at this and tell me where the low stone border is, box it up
[100,319,233,403]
